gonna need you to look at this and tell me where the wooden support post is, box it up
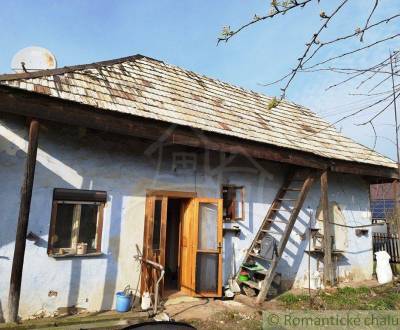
[8,119,39,323]
[321,170,334,286]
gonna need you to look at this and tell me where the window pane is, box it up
[195,253,218,293]
[152,199,162,250]
[235,188,242,219]
[222,187,235,220]
[78,204,98,250]
[198,203,218,250]
[53,204,75,249]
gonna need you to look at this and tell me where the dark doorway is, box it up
[164,198,183,295]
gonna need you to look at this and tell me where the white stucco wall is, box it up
[0,114,373,320]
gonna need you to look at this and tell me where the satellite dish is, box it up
[11,46,57,73]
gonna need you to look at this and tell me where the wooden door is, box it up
[192,198,223,297]
[141,195,167,295]
[179,199,196,295]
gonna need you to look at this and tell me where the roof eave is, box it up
[0,84,397,181]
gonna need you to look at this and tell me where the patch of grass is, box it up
[276,285,400,310]
[366,292,400,310]
[319,286,371,309]
[278,293,310,307]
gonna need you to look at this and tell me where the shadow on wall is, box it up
[100,193,123,311]
[0,299,4,323]
[223,199,317,292]
[66,174,124,312]
[67,199,128,312]
[0,115,131,315]
[269,208,310,291]
[223,233,236,284]
[35,128,126,312]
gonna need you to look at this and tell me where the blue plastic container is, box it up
[116,291,132,312]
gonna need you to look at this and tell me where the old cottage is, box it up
[0,55,398,321]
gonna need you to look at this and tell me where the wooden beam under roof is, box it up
[0,85,398,180]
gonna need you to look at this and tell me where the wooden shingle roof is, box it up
[0,54,396,169]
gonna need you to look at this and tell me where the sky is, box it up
[0,0,399,161]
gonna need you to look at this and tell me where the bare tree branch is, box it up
[279,0,350,98]
[217,0,315,44]
[360,0,379,42]
[219,1,400,156]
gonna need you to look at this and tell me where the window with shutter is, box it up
[48,188,106,257]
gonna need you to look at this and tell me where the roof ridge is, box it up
[0,54,155,81]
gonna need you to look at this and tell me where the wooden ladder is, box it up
[237,168,316,303]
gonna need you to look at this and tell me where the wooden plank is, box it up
[172,133,327,171]
[1,86,397,179]
[145,190,197,198]
[256,172,316,304]
[331,162,398,180]
[191,200,199,294]
[321,170,334,286]
[217,199,223,297]
[177,202,185,288]
[158,196,168,297]
[141,195,154,295]
[180,199,195,295]
[8,119,39,322]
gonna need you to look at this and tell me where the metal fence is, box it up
[373,233,400,264]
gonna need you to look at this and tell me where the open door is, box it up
[143,194,222,298]
[141,195,167,296]
[192,198,223,297]
[179,199,196,295]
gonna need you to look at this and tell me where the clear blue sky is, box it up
[0,1,398,160]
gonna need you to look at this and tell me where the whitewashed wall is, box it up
[0,114,373,320]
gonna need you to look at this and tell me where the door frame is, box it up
[146,190,197,199]
[141,190,197,296]
[192,198,223,297]
[141,190,223,298]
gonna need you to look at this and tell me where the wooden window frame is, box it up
[221,185,244,222]
[48,191,105,257]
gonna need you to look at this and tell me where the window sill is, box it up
[49,252,103,259]
[223,227,241,237]
[223,219,244,222]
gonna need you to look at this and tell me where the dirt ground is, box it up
[162,279,400,329]
[163,297,263,329]
[2,279,399,329]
